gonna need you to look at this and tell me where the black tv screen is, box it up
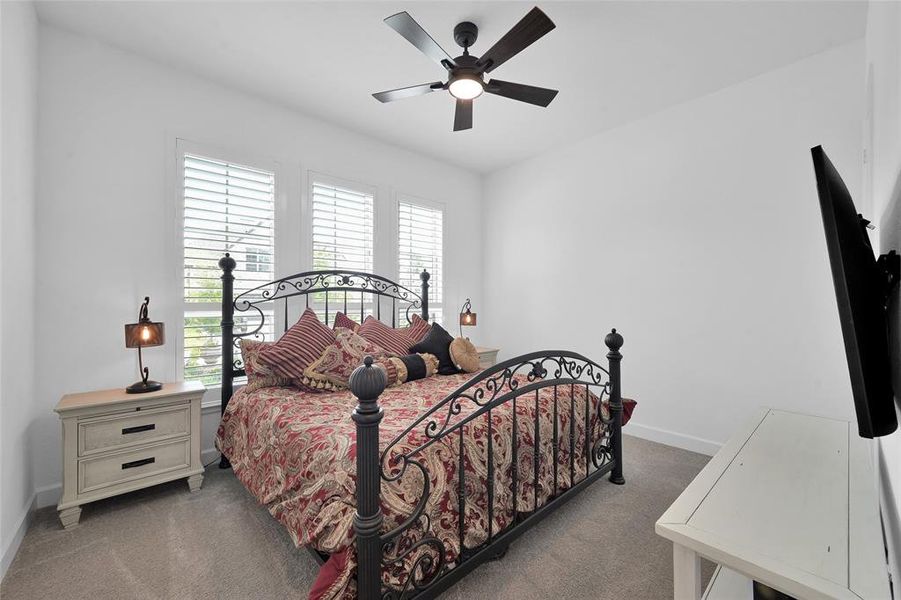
[811,145,897,438]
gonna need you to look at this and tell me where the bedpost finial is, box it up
[219,253,237,272]
[605,328,623,353]
[350,355,387,402]
[420,269,430,283]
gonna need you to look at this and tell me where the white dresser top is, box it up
[656,408,891,600]
[55,381,205,414]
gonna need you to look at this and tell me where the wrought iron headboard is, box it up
[217,252,430,418]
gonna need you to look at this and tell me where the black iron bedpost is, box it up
[219,253,236,469]
[605,328,625,485]
[350,356,387,600]
[420,269,430,321]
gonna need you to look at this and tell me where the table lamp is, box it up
[124,296,165,393]
[458,298,477,338]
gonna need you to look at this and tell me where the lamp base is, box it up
[126,380,163,394]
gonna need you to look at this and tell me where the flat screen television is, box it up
[811,145,899,438]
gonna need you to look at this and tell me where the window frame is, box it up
[395,193,446,325]
[173,139,286,392]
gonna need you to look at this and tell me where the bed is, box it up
[214,254,629,599]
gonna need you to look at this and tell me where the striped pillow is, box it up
[357,316,416,356]
[404,313,431,343]
[333,312,360,332]
[259,308,336,381]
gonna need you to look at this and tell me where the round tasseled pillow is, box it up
[449,337,480,373]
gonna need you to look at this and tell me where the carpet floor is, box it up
[1,435,712,599]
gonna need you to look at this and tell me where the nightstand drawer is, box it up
[78,438,191,494]
[78,403,190,456]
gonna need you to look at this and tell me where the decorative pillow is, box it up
[449,337,480,373]
[357,316,416,356]
[333,312,360,332]
[389,353,439,383]
[302,329,390,391]
[258,307,336,382]
[239,339,293,392]
[402,314,431,343]
[374,358,400,387]
[409,322,461,375]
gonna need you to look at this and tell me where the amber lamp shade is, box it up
[458,298,477,338]
[124,322,165,348]
[124,296,165,394]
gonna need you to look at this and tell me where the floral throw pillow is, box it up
[239,339,292,393]
[302,328,391,391]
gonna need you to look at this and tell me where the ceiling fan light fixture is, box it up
[374,8,558,130]
[448,74,484,100]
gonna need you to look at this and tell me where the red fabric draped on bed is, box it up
[217,373,634,599]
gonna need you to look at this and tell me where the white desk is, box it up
[656,408,891,600]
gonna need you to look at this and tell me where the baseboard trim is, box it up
[202,447,219,465]
[1,493,36,583]
[625,421,722,456]
[35,483,61,509]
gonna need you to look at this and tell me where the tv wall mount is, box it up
[876,249,899,309]
[860,214,899,309]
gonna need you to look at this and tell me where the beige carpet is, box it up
[0,435,713,599]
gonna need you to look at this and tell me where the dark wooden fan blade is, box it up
[384,12,455,68]
[485,79,558,107]
[454,99,472,131]
[478,7,555,73]
[373,82,444,103]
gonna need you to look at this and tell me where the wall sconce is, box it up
[458,298,477,338]
[124,296,165,394]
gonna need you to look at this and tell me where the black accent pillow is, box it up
[409,323,461,375]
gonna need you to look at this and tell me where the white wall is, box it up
[0,0,38,579]
[864,0,901,588]
[481,41,864,455]
[32,25,482,505]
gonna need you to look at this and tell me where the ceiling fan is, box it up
[372,7,558,132]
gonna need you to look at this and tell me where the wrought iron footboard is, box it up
[349,331,625,600]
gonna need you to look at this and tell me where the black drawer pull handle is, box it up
[121,457,155,470]
[122,424,155,435]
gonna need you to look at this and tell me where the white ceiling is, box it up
[35,1,866,173]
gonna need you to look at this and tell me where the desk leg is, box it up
[673,544,702,600]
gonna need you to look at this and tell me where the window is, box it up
[398,200,443,324]
[182,153,276,384]
[245,246,271,272]
[311,177,375,323]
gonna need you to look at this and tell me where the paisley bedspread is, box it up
[216,372,632,599]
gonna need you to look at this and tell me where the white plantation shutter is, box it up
[311,178,375,323]
[398,200,443,323]
[311,180,374,272]
[182,153,276,384]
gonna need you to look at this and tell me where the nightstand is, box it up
[54,381,205,529]
[475,346,500,368]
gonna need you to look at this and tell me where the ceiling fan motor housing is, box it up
[453,21,478,49]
